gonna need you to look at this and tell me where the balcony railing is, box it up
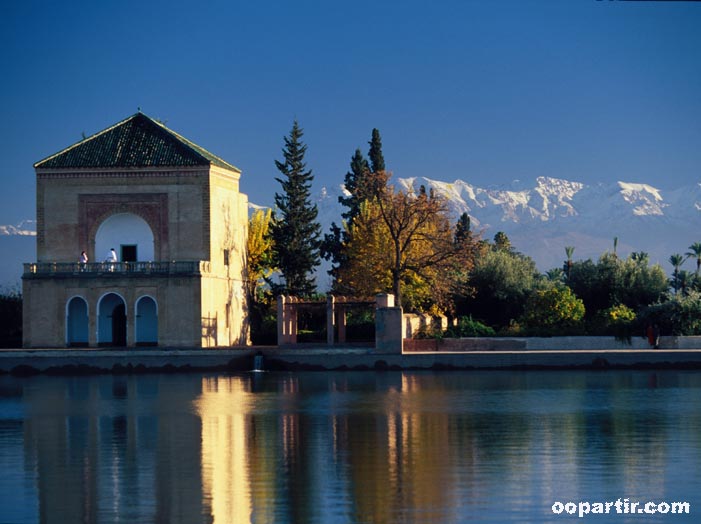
[23,261,211,278]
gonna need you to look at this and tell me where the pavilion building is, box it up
[22,112,250,348]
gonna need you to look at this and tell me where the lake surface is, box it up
[0,370,699,523]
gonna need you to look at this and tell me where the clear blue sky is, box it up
[2,0,700,225]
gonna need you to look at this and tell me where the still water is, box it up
[0,370,699,523]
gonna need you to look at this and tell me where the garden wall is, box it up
[403,336,701,352]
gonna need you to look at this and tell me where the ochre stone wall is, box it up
[26,164,250,348]
[23,274,204,348]
[35,168,210,263]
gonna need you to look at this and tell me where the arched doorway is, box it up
[95,213,155,263]
[66,296,89,347]
[136,296,158,346]
[98,293,127,347]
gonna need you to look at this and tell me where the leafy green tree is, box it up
[639,290,701,336]
[270,120,321,297]
[458,247,541,327]
[522,285,585,330]
[566,253,667,319]
[617,256,668,310]
[566,254,623,317]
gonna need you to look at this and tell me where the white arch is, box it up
[135,295,158,346]
[66,295,89,346]
[95,213,155,262]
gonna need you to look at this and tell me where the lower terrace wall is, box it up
[404,336,701,352]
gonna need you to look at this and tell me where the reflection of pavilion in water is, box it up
[21,376,205,524]
[15,373,679,523]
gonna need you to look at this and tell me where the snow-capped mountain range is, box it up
[315,176,701,273]
[2,177,699,287]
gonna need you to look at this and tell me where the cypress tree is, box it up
[323,129,388,293]
[368,128,385,173]
[270,120,321,297]
[321,149,369,286]
[339,148,370,222]
[455,212,471,245]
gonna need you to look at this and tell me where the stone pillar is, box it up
[327,295,335,346]
[376,293,394,308]
[374,293,402,354]
[89,295,98,348]
[127,298,135,348]
[289,297,297,344]
[277,295,288,345]
[337,304,346,344]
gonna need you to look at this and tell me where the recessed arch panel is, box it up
[136,296,158,346]
[95,213,154,262]
[97,292,127,346]
[66,296,89,347]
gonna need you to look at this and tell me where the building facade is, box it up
[23,113,250,348]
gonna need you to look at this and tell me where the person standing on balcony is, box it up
[79,251,88,271]
[106,248,118,271]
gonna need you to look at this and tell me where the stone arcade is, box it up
[22,113,249,348]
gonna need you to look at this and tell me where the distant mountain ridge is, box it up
[315,176,701,272]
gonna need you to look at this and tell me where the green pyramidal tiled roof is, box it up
[34,112,240,172]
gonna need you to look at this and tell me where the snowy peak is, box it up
[396,176,588,226]
[0,220,36,236]
[617,182,666,216]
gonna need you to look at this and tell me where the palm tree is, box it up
[631,251,649,265]
[686,242,701,276]
[564,246,575,279]
[678,270,691,296]
[546,268,565,283]
[669,253,685,293]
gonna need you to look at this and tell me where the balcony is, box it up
[23,261,211,279]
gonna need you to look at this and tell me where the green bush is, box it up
[639,291,701,336]
[601,304,636,344]
[445,316,496,338]
[522,286,585,329]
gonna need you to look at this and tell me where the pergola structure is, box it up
[277,295,383,346]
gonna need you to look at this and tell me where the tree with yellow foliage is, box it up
[246,208,275,303]
[337,173,476,314]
